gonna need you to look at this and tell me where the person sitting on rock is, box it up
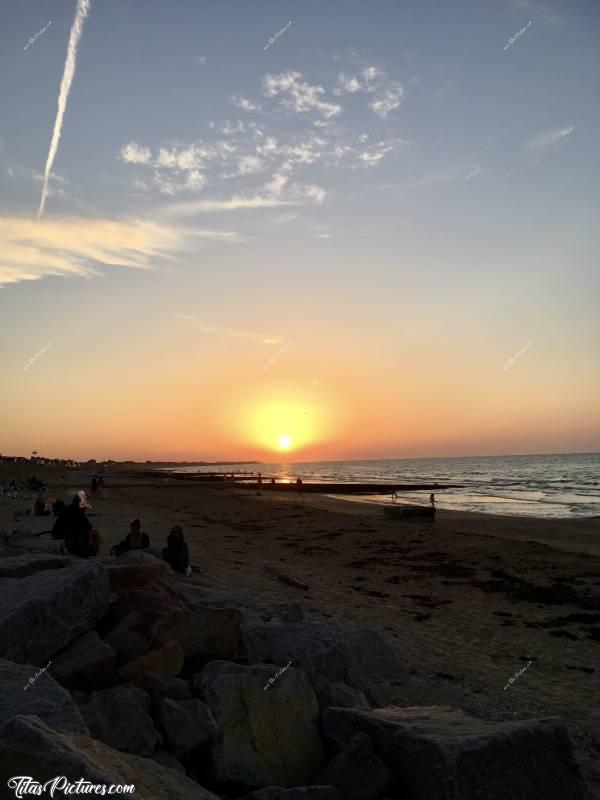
[63,493,100,557]
[162,525,190,575]
[112,517,150,556]
[33,493,50,516]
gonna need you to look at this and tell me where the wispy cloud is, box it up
[527,126,574,147]
[464,166,481,180]
[231,96,260,112]
[334,66,404,118]
[0,215,234,288]
[179,315,281,344]
[263,72,342,119]
[38,0,92,218]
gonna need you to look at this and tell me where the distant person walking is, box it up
[430,493,436,510]
[91,476,98,496]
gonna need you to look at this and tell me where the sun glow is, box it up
[278,435,292,450]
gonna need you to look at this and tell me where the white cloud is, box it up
[232,96,259,112]
[120,142,152,165]
[369,86,404,118]
[527,126,574,147]
[194,55,207,64]
[334,67,404,118]
[464,166,481,180]
[0,215,181,287]
[179,316,281,344]
[237,155,264,175]
[263,71,342,118]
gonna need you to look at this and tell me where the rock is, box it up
[76,685,157,756]
[268,603,305,623]
[143,671,192,703]
[158,697,217,757]
[313,678,370,712]
[242,623,405,704]
[4,532,66,556]
[50,631,118,692]
[0,715,221,799]
[101,550,180,593]
[322,706,592,800]
[119,640,184,683]
[0,553,71,578]
[183,583,253,610]
[0,657,88,735]
[152,746,188,774]
[314,732,392,800]
[198,661,325,789]
[104,609,154,665]
[0,560,111,666]
[103,551,190,622]
[155,607,241,664]
[241,788,341,800]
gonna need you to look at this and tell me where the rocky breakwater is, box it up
[0,531,593,800]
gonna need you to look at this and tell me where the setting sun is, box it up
[278,435,292,450]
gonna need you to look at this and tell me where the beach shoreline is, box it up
[2,465,600,796]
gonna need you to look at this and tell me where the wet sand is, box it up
[2,466,600,796]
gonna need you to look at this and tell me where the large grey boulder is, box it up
[0,657,88,735]
[4,532,66,556]
[142,671,192,704]
[198,661,325,789]
[50,631,118,692]
[0,715,221,799]
[314,731,392,800]
[158,697,217,757]
[104,609,153,665]
[76,685,158,756]
[313,678,371,712]
[0,553,71,578]
[241,788,341,800]
[322,706,592,800]
[0,560,110,665]
[242,622,405,704]
[155,606,241,663]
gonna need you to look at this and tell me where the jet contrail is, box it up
[37,0,91,218]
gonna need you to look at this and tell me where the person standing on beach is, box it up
[430,493,435,510]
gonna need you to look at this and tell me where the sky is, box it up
[1,0,599,462]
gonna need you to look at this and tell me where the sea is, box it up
[171,453,600,520]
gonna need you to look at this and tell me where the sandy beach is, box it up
[2,465,600,796]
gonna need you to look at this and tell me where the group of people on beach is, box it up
[49,491,191,575]
[0,476,46,497]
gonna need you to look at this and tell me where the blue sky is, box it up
[1,0,599,459]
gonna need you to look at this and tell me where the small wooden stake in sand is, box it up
[264,564,309,591]
[277,572,309,591]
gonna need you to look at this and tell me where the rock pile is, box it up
[0,537,592,799]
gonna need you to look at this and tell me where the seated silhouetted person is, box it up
[112,517,149,556]
[60,493,99,557]
[162,525,190,575]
